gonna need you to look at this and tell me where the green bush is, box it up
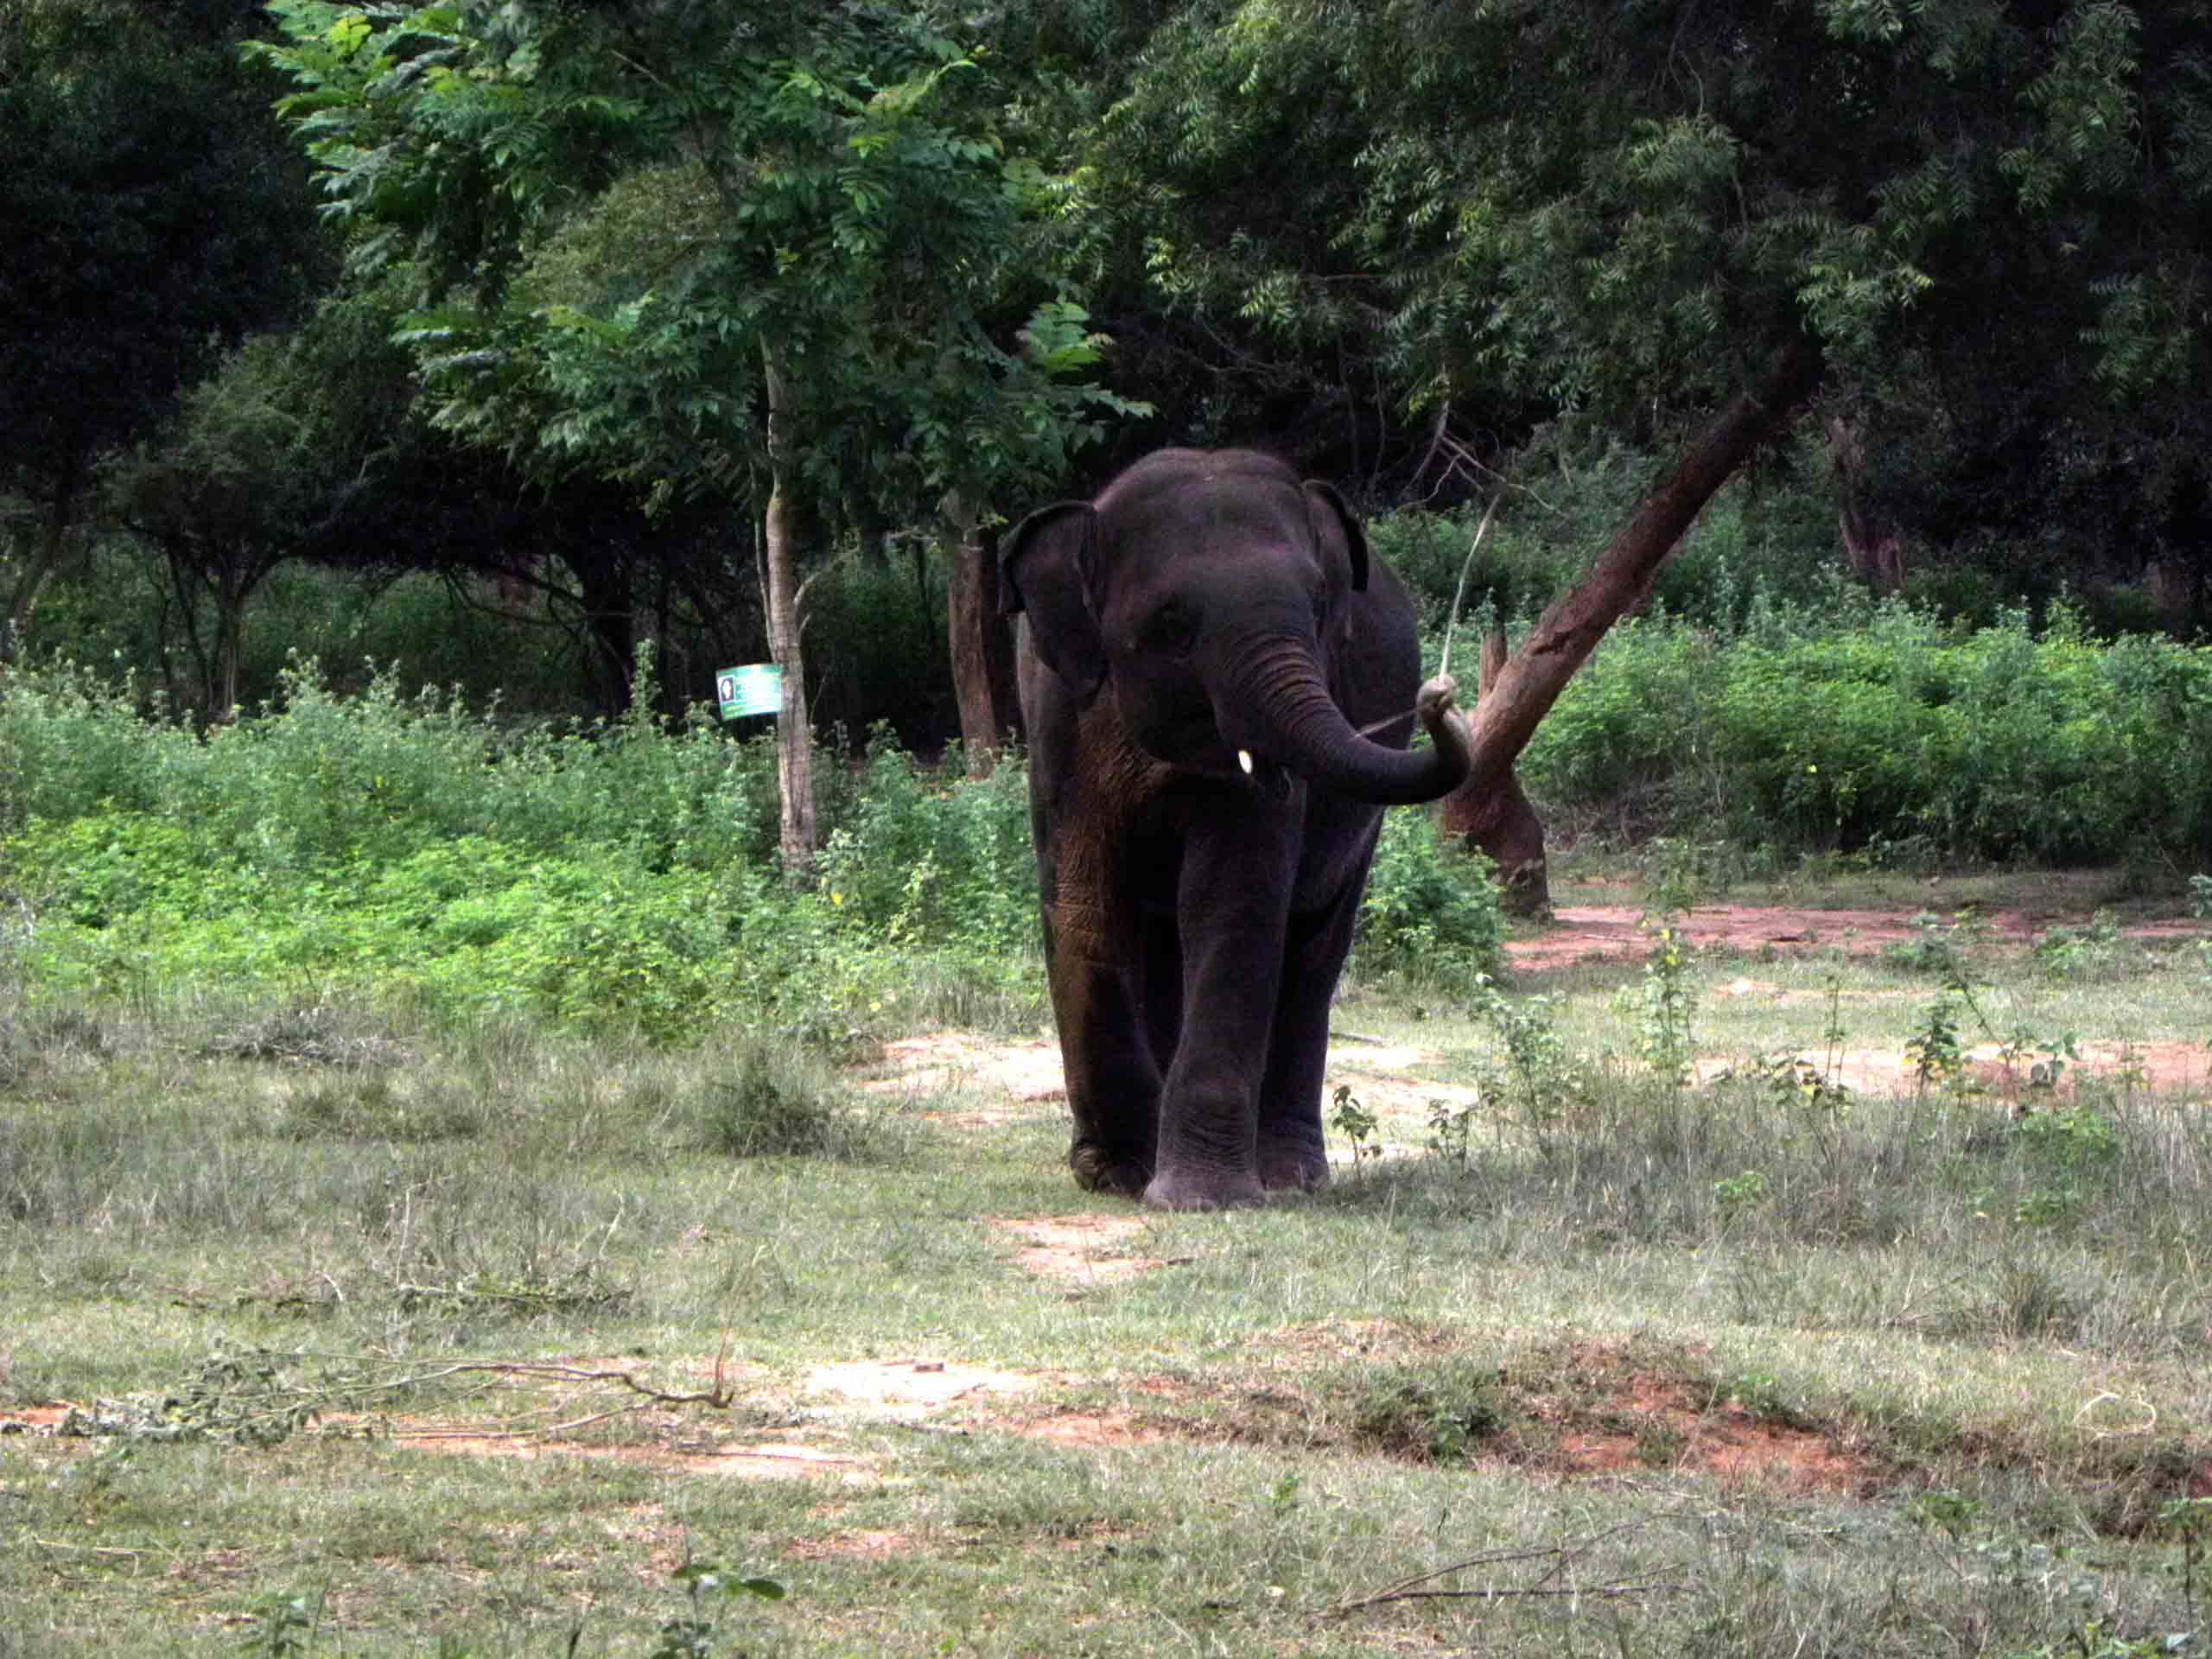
[1519,602,2212,861]
[0,657,1049,1044]
[1352,810,1506,988]
[815,733,1035,955]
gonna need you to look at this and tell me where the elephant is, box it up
[1000,447,1475,1210]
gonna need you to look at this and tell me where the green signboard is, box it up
[715,664,782,720]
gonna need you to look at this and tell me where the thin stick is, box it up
[1436,487,1505,685]
[1328,1524,1659,1618]
[1349,486,1508,740]
[1335,1578,1684,1611]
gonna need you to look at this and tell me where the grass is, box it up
[4,873,2211,1656]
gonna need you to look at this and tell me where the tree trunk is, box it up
[3,440,85,666]
[213,566,245,722]
[1445,334,1823,831]
[1824,413,1907,592]
[570,543,636,715]
[763,348,817,877]
[1439,630,1551,918]
[941,491,1020,772]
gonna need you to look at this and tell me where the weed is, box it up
[689,1035,869,1160]
[1329,1084,1382,1170]
[1425,1093,1477,1167]
[238,1589,326,1659]
[1634,1417,1687,1468]
[646,1561,787,1659]
[1630,910,1699,1090]
[1353,810,1507,988]
[2161,1497,2212,1622]
[1713,1169,1770,1220]
[2034,912,2125,981]
[1338,1361,1506,1464]
[1904,988,1969,1095]
[1886,909,1989,979]
[1463,974,1593,1154]
[1726,1370,1798,1425]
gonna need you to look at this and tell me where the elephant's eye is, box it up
[1146,602,1198,656]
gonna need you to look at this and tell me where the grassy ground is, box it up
[4,873,2211,1656]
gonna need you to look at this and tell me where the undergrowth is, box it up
[0,655,1499,1044]
[1518,596,2212,861]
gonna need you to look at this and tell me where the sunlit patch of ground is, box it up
[857,1033,1066,1117]
[990,1215,1192,1282]
[803,1358,1056,1419]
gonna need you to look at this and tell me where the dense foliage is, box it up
[0,659,1501,1039]
[1522,598,2212,864]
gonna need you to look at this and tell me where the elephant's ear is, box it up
[1001,500,1108,698]
[1303,480,1370,594]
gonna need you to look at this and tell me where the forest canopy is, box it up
[3,0,2208,748]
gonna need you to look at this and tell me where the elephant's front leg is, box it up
[1143,812,1296,1211]
[1043,880,1161,1198]
[1255,872,1370,1192]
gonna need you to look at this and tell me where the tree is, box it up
[0,0,325,662]
[255,0,1137,870]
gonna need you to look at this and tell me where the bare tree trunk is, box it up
[1439,630,1551,918]
[941,491,1020,772]
[213,570,245,722]
[1445,334,1822,828]
[763,348,817,877]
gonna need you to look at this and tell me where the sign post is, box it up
[715,664,782,721]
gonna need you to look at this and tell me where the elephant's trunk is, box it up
[1212,632,1471,806]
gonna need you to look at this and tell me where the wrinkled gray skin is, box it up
[1001,448,1474,1210]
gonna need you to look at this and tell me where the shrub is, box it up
[1517,602,2212,861]
[1353,811,1506,988]
[686,1033,868,1159]
[815,733,1035,955]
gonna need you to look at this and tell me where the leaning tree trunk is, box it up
[941,491,1020,773]
[1441,334,1823,864]
[1440,630,1551,917]
[762,348,817,878]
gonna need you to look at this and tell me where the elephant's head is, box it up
[1001,448,1471,804]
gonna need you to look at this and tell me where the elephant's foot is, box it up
[1141,1165,1267,1211]
[1257,1135,1330,1193]
[1070,1141,1152,1199]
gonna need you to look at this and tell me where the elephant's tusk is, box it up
[1237,749,1255,775]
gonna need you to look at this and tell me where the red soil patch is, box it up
[1524,1357,1878,1496]
[0,1405,74,1432]
[786,1529,916,1561]
[1019,1408,1175,1449]
[860,1034,1067,1116]
[1509,904,2202,971]
[804,1358,1052,1417]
